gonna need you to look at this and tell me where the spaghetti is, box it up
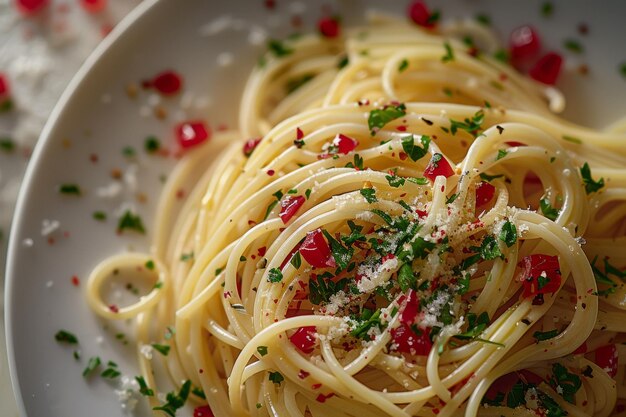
[86,16,626,417]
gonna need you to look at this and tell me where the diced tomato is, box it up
[399,289,419,325]
[145,70,183,95]
[290,326,317,353]
[485,372,518,402]
[595,344,618,378]
[176,121,210,149]
[505,141,526,147]
[416,209,428,218]
[407,1,436,28]
[519,254,562,298]
[424,153,454,181]
[300,229,335,268]
[194,405,214,417]
[333,134,358,154]
[15,0,48,15]
[529,52,563,85]
[509,26,541,61]
[475,181,495,209]
[318,16,340,38]
[243,138,261,157]
[573,341,588,355]
[518,369,544,385]
[391,324,432,355]
[279,196,306,224]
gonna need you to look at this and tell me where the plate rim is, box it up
[3,0,161,413]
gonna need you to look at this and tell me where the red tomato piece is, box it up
[399,289,420,325]
[176,120,210,149]
[407,1,436,28]
[149,70,183,95]
[80,0,107,14]
[509,26,541,61]
[424,153,454,181]
[475,181,495,209]
[519,254,562,298]
[243,138,261,157]
[300,229,335,268]
[290,326,317,353]
[333,134,358,154]
[529,52,563,85]
[15,0,48,15]
[194,405,214,417]
[279,196,306,224]
[595,344,618,378]
[318,17,341,38]
[391,323,432,355]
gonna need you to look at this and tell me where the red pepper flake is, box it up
[399,152,408,161]
[89,153,98,163]
[264,0,275,9]
[80,0,107,14]
[311,383,322,390]
[423,153,454,181]
[407,1,436,28]
[108,304,119,313]
[15,0,49,15]
[71,276,80,286]
[258,246,267,257]
[577,23,589,35]
[199,368,204,374]
[318,16,341,38]
[175,120,211,149]
[509,26,541,61]
[433,408,440,415]
[289,326,317,353]
[175,189,185,199]
[529,52,563,85]
[300,229,335,268]
[279,195,306,224]
[47,237,55,245]
[193,405,214,417]
[144,70,183,96]
[296,127,304,140]
[519,254,561,297]
[298,370,310,379]
[332,133,358,155]
[316,393,335,403]
[267,169,275,176]
[396,125,407,132]
[0,73,10,101]
[243,138,262,157]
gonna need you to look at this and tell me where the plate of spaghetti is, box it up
[6,0,626,416]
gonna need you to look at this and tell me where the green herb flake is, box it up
[267,39,293,57]
[257,346,268,356]
[496,149,508,160]
[457,272,470,295]
[368,103,406,135]
[117,210,146,234]
[564,39,583,54]
[101,362,121,379]
[446,193,459,204]
[180,252,194,262]
[401,134,430,161]
[269,371,284,385]
[290,251,302,269]
[562,135,582,144]
[285,74,314,94]
[499,221,517,247]
[92,211,107,221]
[360,188,377,203]
[550,363,581,403]
[441,42,455,63]
[398,59,409,72]
[479,172,503,182]
[322,230,354,271]
[533,329,558,341]
[144,136,160,153]
[192,386,206,399]
[136,376,154,396]
[540,198,559,221]
[267,268,283,283]
[397,263,416,292]
[82,356,101,377]
[0,138,15,153]
[475,14,491,26]
[337,55,349,69]
[153,380,192,417]
[449,109,485,137]
[493,49,509,63]
[55,330,79,344]
[454,311,490,340]
[145,260,155,270]
[620,62,626,79]
[152,343,170,356]
[580,162,604,194]
[541,2,554,17]
[59,184,82,196]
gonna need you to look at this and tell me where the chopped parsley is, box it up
[350,308,384,340]
[475,14,491,26]
[267,268,283,283]
[398,59,409,72]
[345,153,364,169]
[562,135,582,144]
[59,183,82,196]
[145,260,155,270]
[257,346,268,356]
[541,1,554,17]
[441,42,454,63]
[290,251,302,269]
[285,74,314,94]
[479,172,503,182]
[496,149,508,160]
[401,134,430,161]
[397,263,416,291]
[499,221,517,247]
[309,274,348,305]
[476,235,503,260]
[101,361,121,379]
[337,55,349,69]
[136,376,154,396]
[117,210,146,234]
[549,363,581,403]
[83,356,101,377]
[540,198,559,221]
[454,312,490,340]
[368,103,406,135]
[449,110,485,137]
[55,330,79,344]
[268,371,284,385]
[563,39,583,54]
[180,252,194,262]
[263,190,283,220]
[322,230,353,271]
[151,343,170,356]
[493,49,509,63]
[446,193,459,204]
[267,39,293,57]
[92,211,107,221]
[360,188,377,203]
[533,329,558,341]
[579,162,604,194]
[144,136,160,153]
[0,138,15,153]
[153,380,191,417]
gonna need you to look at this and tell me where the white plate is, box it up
[5,0,626,416]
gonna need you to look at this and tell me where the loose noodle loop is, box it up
[86,18,626,417]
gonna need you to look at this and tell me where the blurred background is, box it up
[0,0,142,413]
